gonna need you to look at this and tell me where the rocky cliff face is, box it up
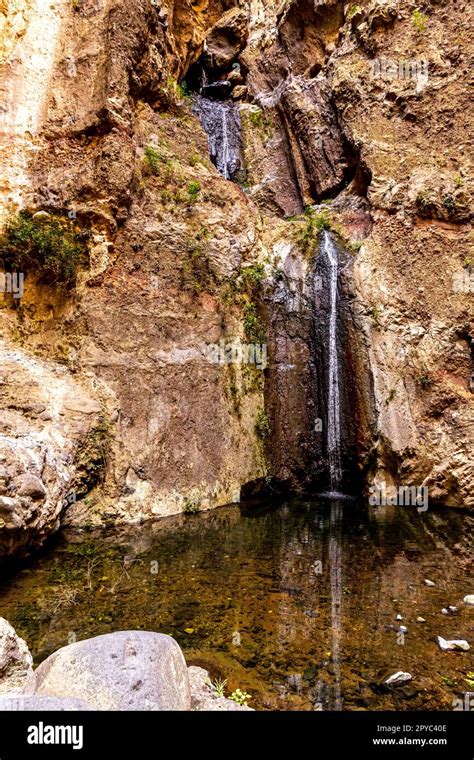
[0,0,472,555]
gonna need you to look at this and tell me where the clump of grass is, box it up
[208,677,227,697]
[255,408,271,439]
[412,9,427,32]
[0,210,87,286]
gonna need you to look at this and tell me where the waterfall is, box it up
[192,94,242,181]
[323,230,342,491]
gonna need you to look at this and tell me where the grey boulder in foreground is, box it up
[0,695,94,710]
[0,621,252,710]
[33,631,191,711]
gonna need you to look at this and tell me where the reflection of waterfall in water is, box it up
[329,501,343,710]
[192,94,242,180]
[323,230,342,491]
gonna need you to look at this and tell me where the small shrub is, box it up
[347,4,361,20]
[412,9,427,32]
[416,191,432,208]
[187,180,201,202]
[367,306,381,326]
[189,152,201,167]
[238,264,265,293]
[144,145,161,175]
[454,175,462,188]
[0,210,87,286]
[442,193,456,212]
[248,107,274,144]
[297,207,332,255]
[255,408,271,439]
[243,301,265,342]
[229,688,251,706]
[181,236,213,294]
[183,497,200,514]
[416,373,432,390]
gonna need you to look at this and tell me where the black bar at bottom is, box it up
[0,710,471,757]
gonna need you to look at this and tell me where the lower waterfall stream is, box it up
[322,231,343,492]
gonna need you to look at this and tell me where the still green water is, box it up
[0,498,472,710]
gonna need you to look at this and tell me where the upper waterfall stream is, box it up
[192,95,242,181]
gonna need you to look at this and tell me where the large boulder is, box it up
[0,618,34,695]
[34,631,191,710]
[0,695,94,710]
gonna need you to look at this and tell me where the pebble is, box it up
[435,636,470,652]
[396,614,403,621]
[463,595,474,606]
[384,671,413,686]
[416,617,426,623]
[424,580,435,587]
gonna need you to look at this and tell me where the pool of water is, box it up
[0,498,472,710]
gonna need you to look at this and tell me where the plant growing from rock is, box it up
[255,408,271,439]
[0,210,87,287]
[243,301,265,342]
[412,9,427,33]
[229,688,251,706]
[143,145,161,175]
[183,497,200,514]
[207,677,227,697]
[186,180,201,203]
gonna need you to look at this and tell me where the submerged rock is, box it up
[34,631,191,710]
[0,618,34,695]
[435,636,470,652]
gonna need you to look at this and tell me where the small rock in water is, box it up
[384,671,413,686]
[399,626,408,633]
[448,606,458,614]
[463,595,474,606]
[435,636,470,652]
[424,579,436,587]
[396,614,403,621]
[416,617,426,623]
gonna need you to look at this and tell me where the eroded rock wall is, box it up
[0,0,472,558]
